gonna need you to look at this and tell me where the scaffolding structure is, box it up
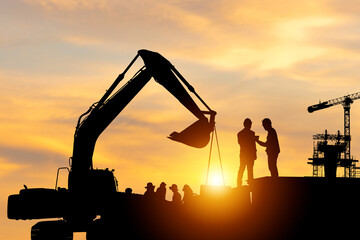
[308,130,358,178]
[308,92,360,178]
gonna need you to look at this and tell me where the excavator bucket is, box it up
[168,119,214,148]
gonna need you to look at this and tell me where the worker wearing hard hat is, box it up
[169,184,181,205]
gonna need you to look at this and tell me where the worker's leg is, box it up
[247,159,254,183]
[237,157,246,187]
[268,154,279,177]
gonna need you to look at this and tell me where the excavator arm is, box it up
[7,50,216,225]
[71,49,216,173]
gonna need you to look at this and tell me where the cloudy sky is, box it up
[1,0,360,239]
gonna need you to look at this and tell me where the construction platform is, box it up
[9,177,360,240]
[252,177,360,239]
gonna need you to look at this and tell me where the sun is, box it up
[208,172,224,186]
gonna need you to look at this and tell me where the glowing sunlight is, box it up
[208,172,225,186]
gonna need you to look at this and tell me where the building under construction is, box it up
[308,92,360,178]
[308,130,359,177]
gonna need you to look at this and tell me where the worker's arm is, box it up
[237,132,241,145]
[256,138,267,147]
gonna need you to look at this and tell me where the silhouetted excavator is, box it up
[7,50,216,239]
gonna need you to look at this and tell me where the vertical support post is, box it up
[343,98,352,177]
[344,106,351,160]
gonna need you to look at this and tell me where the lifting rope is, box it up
[205,126,225,186]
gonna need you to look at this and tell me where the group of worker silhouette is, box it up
[123,117,279,204]
[140,182,194,204]
[134,117,279,204]
[135,117,280,199]
[237,118,280,187]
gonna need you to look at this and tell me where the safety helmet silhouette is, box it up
[145,182,155,189]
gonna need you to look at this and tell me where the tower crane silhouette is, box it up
[308,92,360,176]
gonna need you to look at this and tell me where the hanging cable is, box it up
[206,130,215,185]
[206,126,225,186]
[214,126,225,186]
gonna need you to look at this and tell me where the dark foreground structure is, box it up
[252,177,360,239]
[8,176,360,240]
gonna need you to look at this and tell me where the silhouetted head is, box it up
[160,182,166,188]
[243,118,252,129]
[145,182,155,190]
[169,184,178,192]
[125,188,133,194]
[182,184,192,192]
[262,118,272,131]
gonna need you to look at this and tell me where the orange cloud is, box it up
[21,0,343,71]
[23,0,108,11]
[0,157,24,178]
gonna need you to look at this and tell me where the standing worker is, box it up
[182,184,194,205]
[237,118,258,187]
[169,184,181,205]
[256,118,280,177]
[156,182,167,201]
[144,182,156,200]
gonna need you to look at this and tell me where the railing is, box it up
[55,167,70,190]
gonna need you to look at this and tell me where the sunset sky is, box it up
[1,0,360,239]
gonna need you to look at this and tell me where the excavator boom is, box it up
[71,49,215,174]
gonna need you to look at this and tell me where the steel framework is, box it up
[308,92,360,177]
